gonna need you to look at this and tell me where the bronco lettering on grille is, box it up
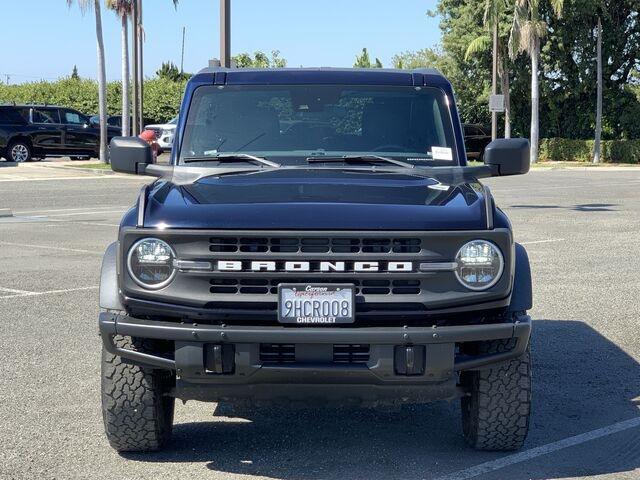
[215,261,414,273]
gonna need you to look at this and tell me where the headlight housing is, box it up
[127,238,176,289]
[455,240,504,291]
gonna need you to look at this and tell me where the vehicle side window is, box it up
[467,126,484,136]
[62,110,86,125]
[0,108,27,125]
[32,108,60,124]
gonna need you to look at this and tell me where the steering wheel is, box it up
[371,144,406,152]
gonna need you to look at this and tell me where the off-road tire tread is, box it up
[101,335,175,452]
[461,338,531,451]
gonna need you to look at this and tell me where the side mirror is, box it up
[109,136,152,175]
[484,138,530,176]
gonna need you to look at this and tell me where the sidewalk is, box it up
[0,161,133,182]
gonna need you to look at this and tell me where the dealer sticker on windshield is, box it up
[278,284,355,324]
[431,146,453,161]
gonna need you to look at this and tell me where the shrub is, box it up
[0,77,186,124]
[539,138,640,164]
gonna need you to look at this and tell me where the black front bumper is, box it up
[99,312,531,403]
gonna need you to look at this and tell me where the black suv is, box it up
[463,123,492,161]
[0,105,120,162]
[100,68,533,453]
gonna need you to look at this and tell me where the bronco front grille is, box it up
[209,236,421,254]
[210,278,421,295]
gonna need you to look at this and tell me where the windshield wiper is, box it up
[306,155,415,169]
[183,153,281,168]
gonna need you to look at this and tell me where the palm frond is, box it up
[67,0,92,14]
[464,35,492,61]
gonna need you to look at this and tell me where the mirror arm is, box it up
[139,163,174,177]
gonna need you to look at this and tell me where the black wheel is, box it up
[7,140,32,163]
[460,338,531,451]
[101,335,175,452]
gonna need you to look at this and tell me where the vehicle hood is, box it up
[140,170,489,230]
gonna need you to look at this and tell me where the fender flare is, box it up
[510,243,532,312]
[99,242,125,311]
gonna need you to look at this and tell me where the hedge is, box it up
[0,77,187,124]
[540,138,640,164]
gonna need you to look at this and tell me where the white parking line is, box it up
[14,206,130,215]
[0,241,101,255]
[435,416,640,480]
[0,285,99,300]
[0,175,138,182]
[520,238,565,245]
[44,210,126,217]
[0,287,35,294]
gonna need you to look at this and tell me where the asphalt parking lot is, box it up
[0,163,639,480]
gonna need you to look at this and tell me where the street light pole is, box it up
[491,21,498,140]
[137,0,144,132]
[220,0,231,68]
[131,0,139,136]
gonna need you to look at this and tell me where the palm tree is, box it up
[465,0,512,138]
[67,0,108,163]
[509,0,564,164]
[107,0,133,136]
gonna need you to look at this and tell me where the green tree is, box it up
[509,0,564,163]
[354,48,383,68]
[464,0,513,137]
[71,65,80,80]
[233,50,287,68]
[67,0,108,163]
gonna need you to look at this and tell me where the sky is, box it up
[0,0,441,84]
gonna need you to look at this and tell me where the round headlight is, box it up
[455,240,504,291]
[127,238,176,289]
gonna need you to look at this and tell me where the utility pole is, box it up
[491,21,498,140]
[131,1,139,136]
[594,17,602,164]
[220,0,231,68]
[137,0,144,132]
[180,26,186,74]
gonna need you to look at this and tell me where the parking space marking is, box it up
[14,206,130,215]
[0,175,136,182]
[44,210,126,217]
[0,285,98,300]
[435,416,640,480]
[520,238,565,245]
[0,241,101,255]
[0,287,36,294]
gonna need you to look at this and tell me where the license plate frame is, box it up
[277,283,355,324]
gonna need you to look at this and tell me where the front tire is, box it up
[101,335,175,452]
[8,140,32,163]
[460,338,531,451]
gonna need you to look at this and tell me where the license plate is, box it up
[278,284,355,324]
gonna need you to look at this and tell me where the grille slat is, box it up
[259,344,370,364]
[209,236,421,255]
[209,277,409,296]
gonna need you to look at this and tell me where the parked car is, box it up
[0,104,120,162]
[463,123,492,161]
[144,116,178,151]
[101,67,533,453]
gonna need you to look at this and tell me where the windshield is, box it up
[179,85,458,165]
[169,116,178,125]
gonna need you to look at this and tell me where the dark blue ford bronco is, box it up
[99,67,533,452]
